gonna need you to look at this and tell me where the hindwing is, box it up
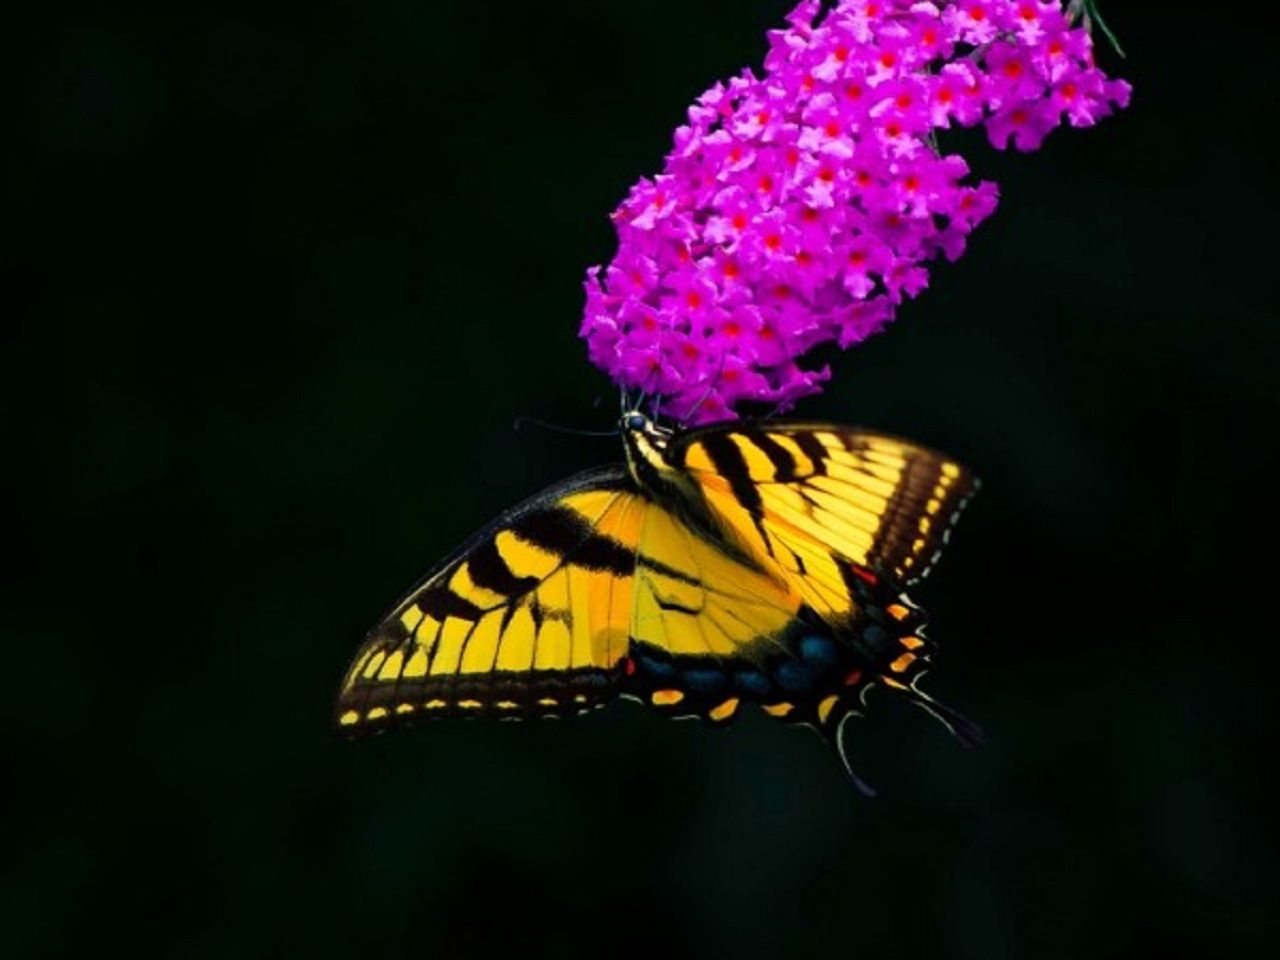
[623,496,849,726]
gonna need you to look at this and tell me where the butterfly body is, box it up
[336,414,980,770]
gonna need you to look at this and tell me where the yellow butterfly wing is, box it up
[619,483,949,746]
[335,467,644,732]
[336,423,979,757]
[671,423,979,621]
[622,498,817,724]
[337,461,852,731]
[662,423,983,751]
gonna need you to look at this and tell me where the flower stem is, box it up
[1086,1,1125,57]
[1071,0,1126,58]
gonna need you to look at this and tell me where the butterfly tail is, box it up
[898,680,986,749]
[818,686,981,795]
[818,702,877,797]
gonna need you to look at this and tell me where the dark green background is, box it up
[6,2,1275,957]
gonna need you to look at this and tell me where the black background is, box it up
[6,2,1276,957]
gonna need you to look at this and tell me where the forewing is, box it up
[672,424,978,619]
[335,467,644,732]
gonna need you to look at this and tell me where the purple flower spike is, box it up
[581,0,1130,424]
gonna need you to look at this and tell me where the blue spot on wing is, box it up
[734,670,772,696]
[682,669,728,694]
[637,654,676,678]
[775,660,818,694]
[799,634,837,665]
[861,624,889,653]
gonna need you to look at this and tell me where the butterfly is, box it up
[335,411,981,786]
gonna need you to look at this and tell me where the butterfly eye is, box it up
[625,413,648,431]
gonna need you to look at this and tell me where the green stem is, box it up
[1084,0,1126,58]
[1068,0,1126,58]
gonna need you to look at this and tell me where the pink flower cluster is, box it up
[581,0,1130,423]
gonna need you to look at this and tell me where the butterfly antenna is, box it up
[512,416,615,438]
[828,708,877,797]
[905,681,985,749]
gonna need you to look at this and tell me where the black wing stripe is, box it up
[637,554,703,587]
[792,432,829,475]
[510,507,636,576]
[466,537,541,597]
[698,433,764,517]
[419,587,482,622]
[574,531,639,576]
[747,431,800,482]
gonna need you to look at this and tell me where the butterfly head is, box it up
[621,411,649,432]
[620,409,676,489]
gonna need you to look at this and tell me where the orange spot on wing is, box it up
[890,653,916,673]
[817,695,839,724]
[708,698,739,722]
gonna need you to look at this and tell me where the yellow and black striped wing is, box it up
[337,462,853,730]
[335,467,644,732]
[621,496,815,724]
[671,423,979,621]
[619,483,931,734]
